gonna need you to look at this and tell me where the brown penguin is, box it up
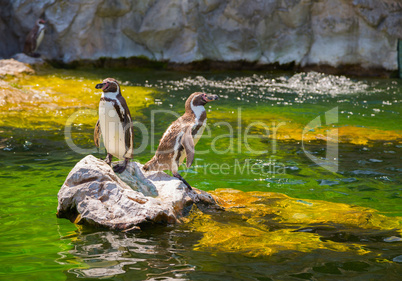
[143,92,219,189]
[23,19,46,57]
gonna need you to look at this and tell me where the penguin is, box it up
[143,92,219,189]
[94,78,134,173]
[23,19,46,57]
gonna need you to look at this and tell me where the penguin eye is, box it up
[201,93,208,102]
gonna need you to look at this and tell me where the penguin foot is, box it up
[104,153,113,166]
[173,172,193,190]
[113,158,129,174]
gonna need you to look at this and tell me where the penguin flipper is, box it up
[123,114,134,158]
[94,119,101,148]
[182,127,195,168]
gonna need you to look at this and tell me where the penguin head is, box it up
[187,92,219,106]
[95,78,120,95]
[185,92,219,113]
[37,19,46,26]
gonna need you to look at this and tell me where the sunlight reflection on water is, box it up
[151,72,372,96]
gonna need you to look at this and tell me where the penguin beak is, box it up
[95,83,105,90]
[204,94,219,102]
[95,82,110,91]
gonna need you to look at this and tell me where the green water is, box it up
[0,68,401,280]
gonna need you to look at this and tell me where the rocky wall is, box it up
[0,0,401,72]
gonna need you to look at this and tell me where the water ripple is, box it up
[153,72,373,96]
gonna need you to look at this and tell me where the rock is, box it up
[56,155,220,231]
[384,236,402,242]
[0,78,52,110]
[393,255,402,263]
[0,0,400,73]
[0,58,34,76]
[0,58,47,108]
[12,53,45,66]
[0,80,30,107]
[353,0,402,38]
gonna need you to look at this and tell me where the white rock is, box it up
[57,155,220,231]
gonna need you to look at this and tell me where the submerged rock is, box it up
[184,189,402,258]
[57,155,220,231]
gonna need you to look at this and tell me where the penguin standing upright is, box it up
[143,92,219,189]
[94,78,134,173]
[23,19,46,57]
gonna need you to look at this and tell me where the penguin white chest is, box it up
[191,104,206,146]
[35,28,45,52]
[99,100,126,159]
[193,119,206,146]
[178,119,206,167]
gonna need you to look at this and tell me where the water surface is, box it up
[0,68,401,280]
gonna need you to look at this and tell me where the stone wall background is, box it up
[0,0,401,71]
